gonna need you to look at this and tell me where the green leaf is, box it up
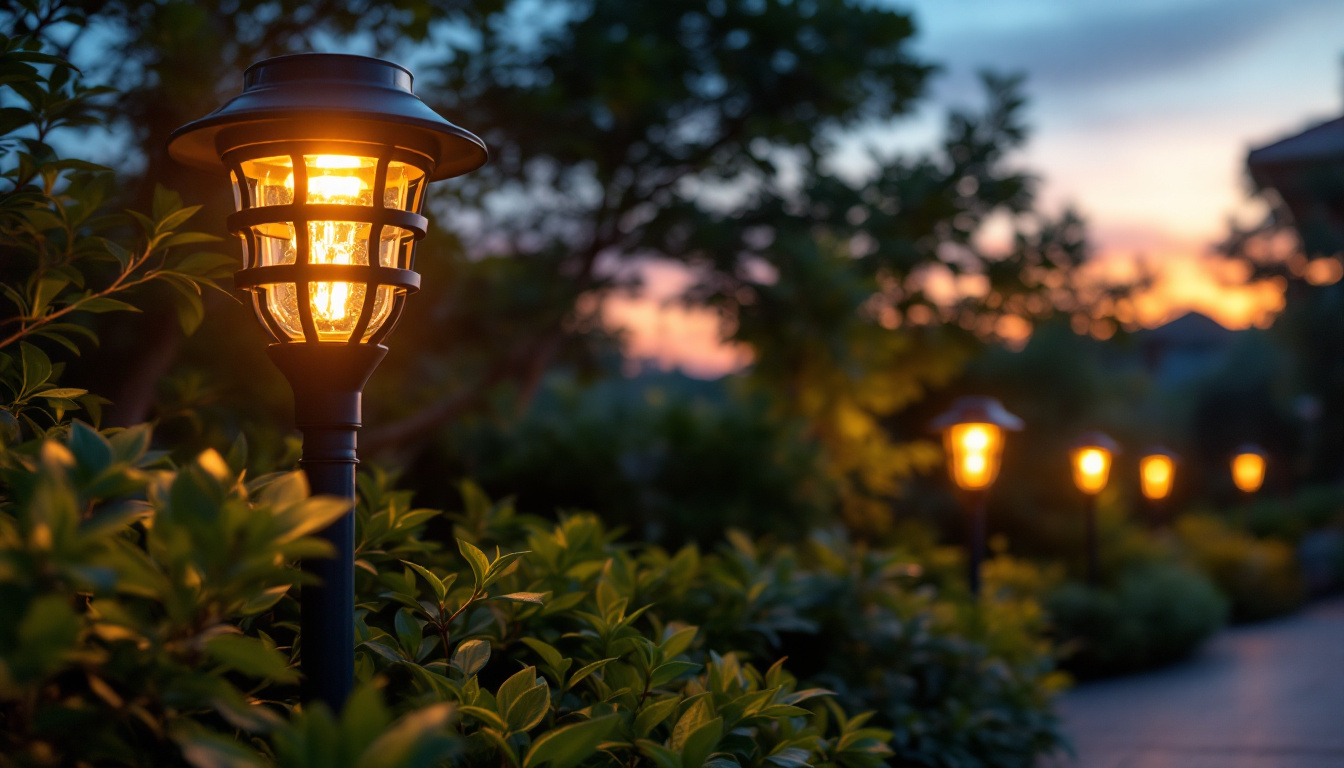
[565,658,615,691]
[457,538,490,590]
[460,705,508,732]
[78,297,141,313]
[649,660,702,689]
[20,341,51,394]
[496,666,540,722]
[523,715,620,768]
[634,697,681,738]
[660,627,698,659]
[487,592,546,604]
[394,609,423,658]
[680,717,724,768]
[340,684,394,756]
[36,387,87,399]
[354,703,457,768]
[518,638,564,671]
[483,550,530,587]
[505,683,550,733]
[206,634,298,684]
[32,274,70,315]
[168,287,205,335]
[671,698,714,752]
[403,560,447,604]
[450,638,491,676]
[172,721,267,768]
[151,184,182,221]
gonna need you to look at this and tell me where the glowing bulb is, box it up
[281,156,371,324]
[960,425,991,452]
[1072,447,1111,495]
[1232,452,1266,493]
[1140,455,1174,500]
[946,422,1002,490]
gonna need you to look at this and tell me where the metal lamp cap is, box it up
[168,53,487,181]
[929,396,1024,432]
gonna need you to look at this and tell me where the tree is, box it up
[5,1,1116,532]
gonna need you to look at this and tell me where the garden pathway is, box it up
[1047,598,1344,768]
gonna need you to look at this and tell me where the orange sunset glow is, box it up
[601,2,1341,377]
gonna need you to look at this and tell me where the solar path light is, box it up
[1071,431,1118,587]
[169,53,487,710]
[930,397,1023,597]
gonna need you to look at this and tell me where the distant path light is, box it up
[1070,431,1119,587]
[1232,445,1268,494]
[930,397,1024,597]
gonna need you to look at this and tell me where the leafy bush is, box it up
[1045,561,1227,678]
[432,373,833,547]
[352,478,1068,768]
[1239,485,1344,543]
[1175,514,1305,623]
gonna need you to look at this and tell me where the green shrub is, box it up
[1240,485,1344,543]
[1175,514,1305,622]
[1045,561,1227,678]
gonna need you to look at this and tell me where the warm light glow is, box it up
[240,154,424,341]
[286,156,370,325]
[1072,447,1112,495]
[945,422,1004,491]
[1140,454,1174,501]
[1232,452,1266,493]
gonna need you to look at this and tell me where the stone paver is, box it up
[1047,599,1344,768]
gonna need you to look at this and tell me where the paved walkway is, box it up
[1048,599,1344,768]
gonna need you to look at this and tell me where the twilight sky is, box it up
[606,0,1344,377]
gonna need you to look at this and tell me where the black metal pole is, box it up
[967,489,988,597]
[1084,493,1099,587]
[269,343,387,712]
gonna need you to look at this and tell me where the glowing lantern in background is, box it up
[1070,431,1119,586]
[930,397,1024,597]
[1232,445,1268,494]
[1139,451,1176,501]
[1070,433,1117,496]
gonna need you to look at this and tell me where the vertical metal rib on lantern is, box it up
[167,53,487,712]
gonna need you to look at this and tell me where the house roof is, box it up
[1248,115,1344,170]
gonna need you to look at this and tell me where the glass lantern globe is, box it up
[930,397,1024,492]
[1070,431,1119,496]
[168,53,487,349]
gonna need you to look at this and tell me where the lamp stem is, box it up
[268,343,388,712]
[967,489,988,598]
[1084,494,1099,587]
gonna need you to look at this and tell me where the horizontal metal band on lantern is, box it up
[225,205,429,240]
[233,264,422,292]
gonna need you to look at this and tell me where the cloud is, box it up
[908,0,1340,91]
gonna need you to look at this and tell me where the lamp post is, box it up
[930,397,1023,597]
[1138,448,1176,529]
[1070,432,1117,586]
[168,53,487,711]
